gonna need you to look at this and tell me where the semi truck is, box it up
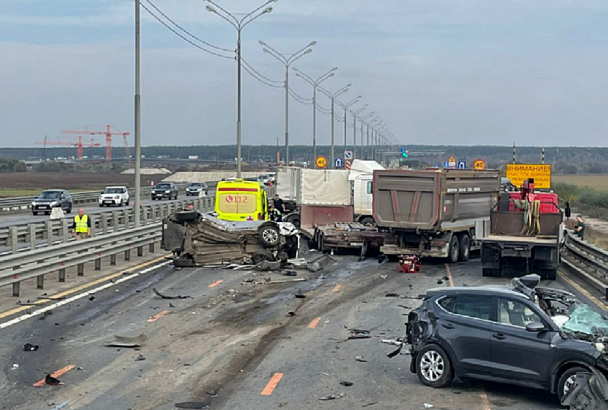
[480,178,563,280]
[373,169,501,262]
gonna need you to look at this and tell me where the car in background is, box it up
[257,174,271,186]
[151,182,178,200]
[99,186,129,207]
[186,182,208,196]
[31,189,72,215]
[405,274,608,404]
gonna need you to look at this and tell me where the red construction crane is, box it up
[61,125,130,162]
[35,136,101,160]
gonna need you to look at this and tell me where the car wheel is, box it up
[558,366,589,402]
[252,249,274,265]
[448,235,460,263]
[32,211,38,216]
[416,344,454,388]
[458,234,470,262]
[258,223,280,247]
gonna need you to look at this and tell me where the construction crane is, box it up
[61,125,130,162]
[35,136,101,160]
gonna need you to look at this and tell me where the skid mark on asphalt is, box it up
[147,309,169,323]
[33,365,75,387]
[261,372,284,396]
[308,317,321,329]
[333,284,341,292]
[208,280,223,288]
[444,263,455,287]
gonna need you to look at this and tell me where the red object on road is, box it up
[398,255,421,273]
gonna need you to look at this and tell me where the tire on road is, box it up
[447,235,460,264]
[416,344,454,388]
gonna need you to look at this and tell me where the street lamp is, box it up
[352,104,368,159]
[319,84,350,168]
[361,111,375,159]
[205,0,277,178]
[293,67,337,166]
[338,96,361,161]
[259,40,316,167]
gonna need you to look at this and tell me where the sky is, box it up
[2,0,608,148]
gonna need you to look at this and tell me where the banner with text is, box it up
[505,164,551,189]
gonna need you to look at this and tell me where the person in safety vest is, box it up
[269,205,282,222]
[71,208,91,240]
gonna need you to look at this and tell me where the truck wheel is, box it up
[252,249,274,264]
[359,216,376,227]
[258,223,280,247]
[458,234,470,262]
[448,235,460,263]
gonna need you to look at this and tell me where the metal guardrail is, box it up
[563,231,608,299]
[0,197,215,254]
[0,183,190,213]
[0,197,215,297]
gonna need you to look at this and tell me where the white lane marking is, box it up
[0,260,172,330]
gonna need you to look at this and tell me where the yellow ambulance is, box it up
[215,179,269,221]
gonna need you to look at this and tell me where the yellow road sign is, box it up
[506,164,551,189]
[473,159,486,170]
[315,155,327,168]
[448,156,456,163]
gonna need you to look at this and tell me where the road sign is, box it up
[443,162,449,168]
[401,147,408,158]
[457,161,466,169]
[448,156,456,168]
[344,151,353,160]
[316,155,328,169]
[506,164,551,189]
[473,159,486,170]
[345,160,352,170]
[448,156,456,162]
[335,158,343,168]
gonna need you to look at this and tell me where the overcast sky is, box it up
[2,0,608,148]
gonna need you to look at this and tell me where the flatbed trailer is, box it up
[313,222,385,257]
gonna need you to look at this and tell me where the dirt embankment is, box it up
[0,173,160,192]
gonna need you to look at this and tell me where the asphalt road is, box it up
[0,253,603,410]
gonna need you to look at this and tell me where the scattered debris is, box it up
[38,311,53,320]
[319,393,344,401]
[76,366,85,371]
[135,354,146,361]
[45,374,63,386]
[104,333,147,348]
[287,311,296,317]
[23,343,39,351]
[307,253,337,272]
[385,292,400,298]
[11,364,19,370]
[442,275,449,281]
[37,295,66,301]
[355,355,367,362]
[362,402,378,407]
[175,403,208,409]
[169,303,176,308]
[380,339,403,346]
[437,279,443,285]
[348,329,371,340]
[49,401,70,410]
[284,271,297,276]
[269,277,306,284]
[89,295,96,301]
[398,305,411,310]
[324,320,330,324]
[339,381,353,387]
[295,289,306,299]
[287,258,307,269]
[206,390,218,397]
[153,288,190,300]
[255,260,282,271]
[424,404,434,409]
[380,275,387,279]
[17,301,36,306]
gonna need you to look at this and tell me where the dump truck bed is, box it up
[373,169,501,231]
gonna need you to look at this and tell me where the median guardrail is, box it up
[0,196,215,297]
[562,231,608,299]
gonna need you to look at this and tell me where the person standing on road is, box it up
[273,194,286,214]
[574,215,586,240]
[564,201,571,222]
[72,208,91,240]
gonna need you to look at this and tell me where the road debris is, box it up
[319,393,344,400]
[348,329,371,340]
[398,305,411,310]
[385,292,400,297]
[206,390,218,397]
[284,271,297,276]
[23,343,39,351]
[175,402,208,409]
[11,364,19,370]
[423,404,434,408]
[362,402,378,407]
[38,310,53,320]
[255,260,282,271]
[295,289,306,298]
[104,333,147,348]
[153,288,190,299]
[355,355,367,362]
[49,401,70,410]
[307,253,337,272]
[135,354,146,361]
[339,381,353,386]
[88,295,96,301]
[45,374,63,386]
[380,339,403,346]
[269,277,306,284]
[287,311,296,317]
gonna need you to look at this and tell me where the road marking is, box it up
[208,280,223,288]
[480,391,492,410]
[33,365,75,387]
[333,284,341,292]
[559,271,607,311]
[308,317,321,329]
[0,256,170,321]
[0,260,172,330]
[261,372,284,396]
[444,263,455,287]
[147,309,169,323]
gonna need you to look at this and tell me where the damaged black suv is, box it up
[406,275,608,404]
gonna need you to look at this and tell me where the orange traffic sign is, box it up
[473,159,486,170]
[315,155,327,168]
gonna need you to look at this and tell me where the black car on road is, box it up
[151,183,178,200]
[31,189,73,215]
[406,275,608,403]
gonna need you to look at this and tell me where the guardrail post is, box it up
[142,206,148,226]
[113,211,119,232]
[123,209,130,229]
[12,282,20,297]
[102,213,109,235]
[78,263,84,276]
[45,220,53,247]
[62,218,70,243]
[29,223,36,251]
[125,249,131,261]
[37,274,44,289]
[110,254,117,265]
[58,268,66,282]
[95,257,101,271]
[89,215,96,238]
[149,242,155,253]
[137,246,143,257]
[10,226,18,254]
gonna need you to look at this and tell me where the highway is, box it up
[1,250,603,410]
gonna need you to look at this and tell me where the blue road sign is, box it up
[443,162,449,168]
[458,161,466,169]
[335,158,343,168]
[344,151,353,160]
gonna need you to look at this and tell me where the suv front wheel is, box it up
[558,366,588,402]
[416,344,454,388]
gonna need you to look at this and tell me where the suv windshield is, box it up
[156,184,171,189]
[189,183,202,187]
[105,188,124,194]
[39,191,61,199]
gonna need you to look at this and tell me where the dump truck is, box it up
[373,169,501,262]
[480,178,563,280]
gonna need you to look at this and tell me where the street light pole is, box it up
[339,96,361,162]
[319,84,350,168]
[259,41,315,166]
[294,67,337,167]
[360,111,375,159]
[205,0,276,178]
[352,105,368,159]
[134,0,142,227]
